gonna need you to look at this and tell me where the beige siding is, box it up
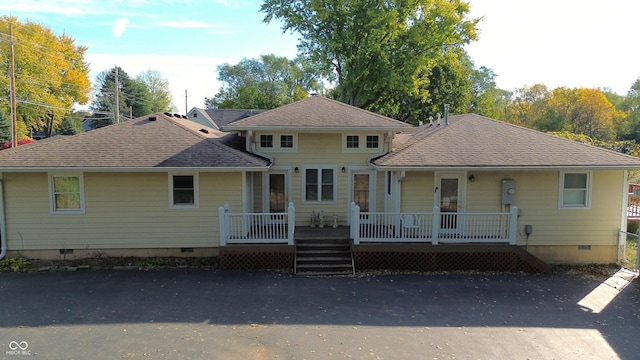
[3,172,242,251]
[399,170,626,248]
[263,133,386,226]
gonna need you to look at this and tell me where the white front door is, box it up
[435,173,466,234]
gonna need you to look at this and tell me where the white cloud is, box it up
[215,0,239,8]
[112,18,130,38]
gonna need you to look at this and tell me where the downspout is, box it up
[0,176,7,260]
[246,130,274,165]
[367,130,393,164]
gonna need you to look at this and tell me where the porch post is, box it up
[218,205,228,246]
[431,206,440,245]
[287,202,295,245]
[351,202,361,244]
[509,206,518,245]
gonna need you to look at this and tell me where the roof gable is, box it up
[375,113,640,169]
[0,113,270,170]
[225,96,413,131]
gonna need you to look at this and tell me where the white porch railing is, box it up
[219,203,295,245]
[350,203,518,245]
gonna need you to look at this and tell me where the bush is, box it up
[0,257,31,272]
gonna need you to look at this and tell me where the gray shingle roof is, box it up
[0,113,270,170]
[225,96,413,130]
[375,113,640,169]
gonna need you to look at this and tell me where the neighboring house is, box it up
[1,96,639,270]
[186,107,265,130]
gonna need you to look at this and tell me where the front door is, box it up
[267,173,287,224]
[351,170,375,223]
[435,173,465,234]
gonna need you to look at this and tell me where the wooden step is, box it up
[294,237,355,276]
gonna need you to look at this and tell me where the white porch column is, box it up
[351,202,361,244]
[218,205,228,246]
[287,202,295,245]
[509,206,519,245]
[431,205,440,245]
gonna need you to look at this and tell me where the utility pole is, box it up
[114,66,120,124]
[185,89,188,115]
[8,22,18,147]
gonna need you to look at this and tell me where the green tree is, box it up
[506,84,549,127]
[0,16,91,137]
[91,67,152,128]
[137,70,174,113]
[467,65,511,119]
[58,115,81,135]
[261,0,479,120]
[206,54,322,109]
[0,110,11,144]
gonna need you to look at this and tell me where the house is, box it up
[186,107,265,130]
[1,96,639,273]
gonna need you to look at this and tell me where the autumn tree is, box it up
[261,0,479,120]
[137,70,174,113]
[206,54,323,109]
[506,84,549,127]
[0,16,91,138]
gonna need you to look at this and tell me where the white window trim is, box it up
[558,171,591,209]
[49,173,85,214]
[169,173,199,209]
[258,134,274,149]
[342,134,382,152]
[302,165,338,204]
[257,133,297,152]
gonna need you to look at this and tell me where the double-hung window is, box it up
[170,174,199,208]
[50,174,85,213]
[304,167,336,202]
[559,171,591,208]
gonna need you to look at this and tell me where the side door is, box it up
[435,172,466,234]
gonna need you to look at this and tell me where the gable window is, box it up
[346,135,359,149]
[304,167,336,202]
[50,174,85,213]
[280,135,294,148]
[170,174,199,208]
[260,134,273,148]
[559,171,590,208]
[366,135,379,149]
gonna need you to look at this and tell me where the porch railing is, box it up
[219,203,295,246]
[350,203,518,245]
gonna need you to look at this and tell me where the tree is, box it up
[91,67,153,128]
[0,16,91,137]
[261,0,479,120]
[206,54,323,109]
[0,110,11,144]
[506,84,549,127]
[467,65,511,119]
[137,70,174,113]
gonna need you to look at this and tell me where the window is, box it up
[346,135,359,148]
[304,167,336,202]
[50,174,84,213]
[366,135,379,149]
[559,171,590,208]
[170,174,199,207]
[260,134,273,148]
[280,135,294,148]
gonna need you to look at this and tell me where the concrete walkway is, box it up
[0,269,638,359]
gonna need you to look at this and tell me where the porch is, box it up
[216,203,545,273]
[218,203,519,246]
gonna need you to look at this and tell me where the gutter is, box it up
[0,176,6,260]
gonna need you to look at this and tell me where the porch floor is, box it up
[295,226,350,240]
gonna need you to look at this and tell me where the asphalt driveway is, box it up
[0,269,638,359]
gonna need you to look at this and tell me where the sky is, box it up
[1,0,639,113]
